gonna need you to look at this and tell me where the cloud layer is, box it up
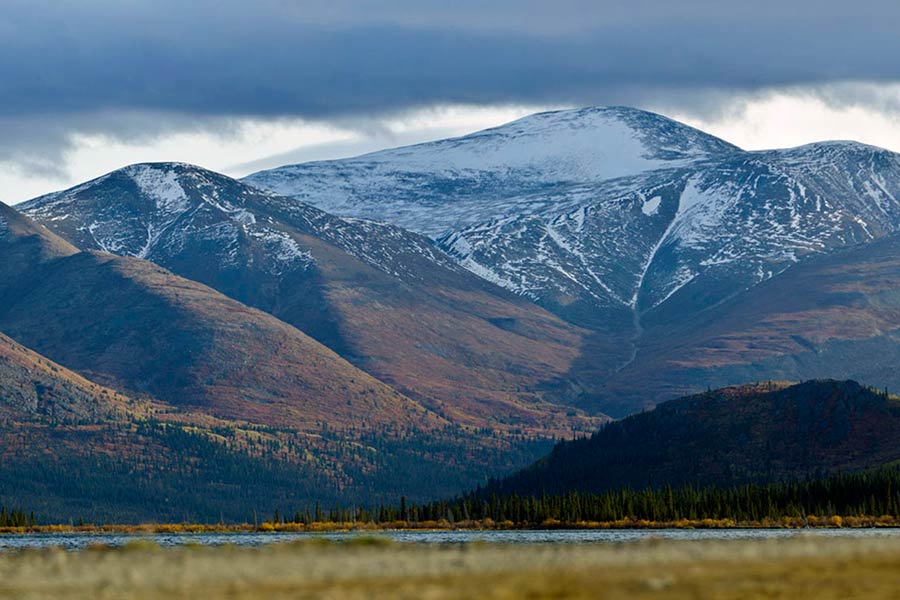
[5,0,900,120]
[2,0,900,198]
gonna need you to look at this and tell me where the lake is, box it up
[4,527,900,550]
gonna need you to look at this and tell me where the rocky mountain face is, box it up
[21,164,599,433]
[485,380,900,496]
[244,107,900,414]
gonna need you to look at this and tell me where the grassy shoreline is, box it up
[5,514,900,535]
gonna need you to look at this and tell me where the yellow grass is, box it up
[6,513,900,535]
[4,536,900,598]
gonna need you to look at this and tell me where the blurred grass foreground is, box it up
[2,535,900,599]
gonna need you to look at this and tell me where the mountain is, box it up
[19,107,900,423]
[244,107,744,327]
[485,380,900,497]
[1,202,435,430]
[21,163,600,434]
[244,107,900,414]
[245,109,900,327]
[2,203,572,517]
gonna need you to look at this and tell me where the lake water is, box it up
[4,528,900,550]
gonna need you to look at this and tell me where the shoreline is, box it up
[5,514,900,535]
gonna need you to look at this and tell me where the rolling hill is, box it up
[485,380,900,497]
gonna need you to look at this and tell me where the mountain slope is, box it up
[0,332,134,423]
[588,231,900,414]
[486,380,900,496]
[0,202,78,305]
[0,330,437,523]
[246,110,900,331]
[2,251,441,430]
[1,203,574,514]
[21,164,600,434]
[243,107,900,413]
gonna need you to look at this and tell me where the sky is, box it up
[3,0,900,204]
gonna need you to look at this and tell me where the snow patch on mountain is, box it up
[352,108,694,180]
[247,227,314,274]
[125,165,190,218]
[641,196,661,216]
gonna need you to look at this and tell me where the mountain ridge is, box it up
[21,106,900,417]
[21,165,601,433]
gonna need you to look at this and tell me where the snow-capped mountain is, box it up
[20,164,598,433]
[23,163,460,284]
[245,107,740,237]
[244,107,900,332]
[23,107,900,417]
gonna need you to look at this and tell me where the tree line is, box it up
[280,463,900,526]
[0,505,35,527]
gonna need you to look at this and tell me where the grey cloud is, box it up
[2,0,900,175]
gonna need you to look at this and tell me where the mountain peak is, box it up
[470,105,743,159]
[243,105,742,240]
[275,105,740,182]
[20,162,272,259]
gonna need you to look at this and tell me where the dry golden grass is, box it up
[3,535,900,599]
[11,513,900,535]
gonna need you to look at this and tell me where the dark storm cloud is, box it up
[2,0,900,169]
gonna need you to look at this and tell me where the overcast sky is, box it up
[3,0,900,203]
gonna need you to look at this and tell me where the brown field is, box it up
[3,535,900,599]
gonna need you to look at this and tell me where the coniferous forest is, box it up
[0,506,35,528]
[276,464,900,527]
[10,463,900,529]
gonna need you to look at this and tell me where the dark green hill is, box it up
[485,380,900,497]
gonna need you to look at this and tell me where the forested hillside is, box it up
[483,380,900,496]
